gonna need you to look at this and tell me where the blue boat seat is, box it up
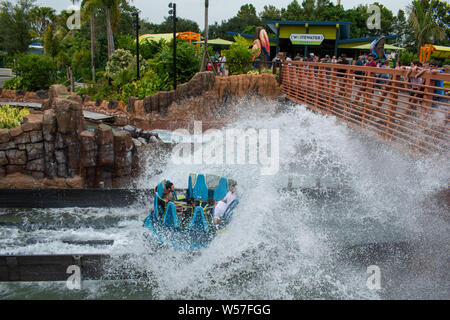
[192,174,209,201]
[188,206,210,232]
[163,202,180,228]
[214,177,228,201]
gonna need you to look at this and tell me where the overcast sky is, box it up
[34,0,412,26]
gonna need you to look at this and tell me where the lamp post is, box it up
[169,3,177,89]
[132,12,141,80]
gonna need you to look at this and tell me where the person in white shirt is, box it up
[213,184,238,225]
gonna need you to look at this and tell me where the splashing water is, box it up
[1,99,448,299]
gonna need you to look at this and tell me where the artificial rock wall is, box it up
[0,86,141,188]
[83,72,282,130]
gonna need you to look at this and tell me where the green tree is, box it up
[281,0,303,21]
[0,0,35,54]
[29,6,55,39]
[259,5,282,21]
[151,40,201,88]
[407,0,446,52]
[43,24,62,73]
[98,0,130,58]
[223,35,255,75]
[12,53,54,91]
[81,0,102,81]
[156,17,200,33]
[237,4,257,19]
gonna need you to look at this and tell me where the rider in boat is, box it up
[213,183,238,225]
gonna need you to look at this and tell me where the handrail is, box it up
[280,61,450,155]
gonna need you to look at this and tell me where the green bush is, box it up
[0,104,29,129]
[3,76,23,90]
[11,54,54,91]
[116,69,168,103]
[105,48,147,88]
[223,35,255,75]
[150,40,201,88]
[398,50,416,66]
[140,38,167,59]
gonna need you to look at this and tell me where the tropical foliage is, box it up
[0,105,30,129]
[223,35,255,75]
[0,0,449,98]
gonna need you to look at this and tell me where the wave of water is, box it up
[1,99,448,299]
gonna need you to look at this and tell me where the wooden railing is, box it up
[280,61,450,155]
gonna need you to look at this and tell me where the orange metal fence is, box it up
[280,61,450,155]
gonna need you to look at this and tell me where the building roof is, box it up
[265,20,351,39]
[337,35,397,44]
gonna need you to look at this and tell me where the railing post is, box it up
[362,71,373,126]
[385,72,400,140]
[343,68,352,122]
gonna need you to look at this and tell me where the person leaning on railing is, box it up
[403,60,426,115]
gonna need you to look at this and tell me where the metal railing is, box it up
[280,61,450,155]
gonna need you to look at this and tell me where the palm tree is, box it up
[201,0,209,71]
[81,0,101,82]
[101,0,130,58]
[408,0,446,53]
[29,6,56,39]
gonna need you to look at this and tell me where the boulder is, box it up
[21,114,43,132]
[80,130,97,168]
[0,151,8,166]
[26,142,44,161]
[108,99,119,110]
[49,84,69,101]
[26,158,45,172]
[13,132,30,144]
[54,149,66,164]
[95,124,114,167]
[0,141,16,151]
[54,98,86,135]
[0,129,11,143]
[9,126,23,138]
[6,165,25,175]
[45,161,57,178]
[42,109,57,142]
[29,130,43,143]
[36,90,49,99]
[6,149,27,165]
[57,163,68,178]
[113,131,133,153]
[64,134,81,176]
[127,97,137,113]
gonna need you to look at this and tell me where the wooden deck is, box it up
[280,61,450,155]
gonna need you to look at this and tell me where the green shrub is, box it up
[11,54,54,91]
[118,69,169,103]
[150,40,201,89]
[140,39,167,59]
[223,35,256,75]
[398,50,416,66]
[3,76,23,90]
[0,105,29,129]
[105,48,147,88]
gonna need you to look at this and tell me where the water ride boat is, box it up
[143,174,239,250]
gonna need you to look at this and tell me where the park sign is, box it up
[290,34,324,45]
